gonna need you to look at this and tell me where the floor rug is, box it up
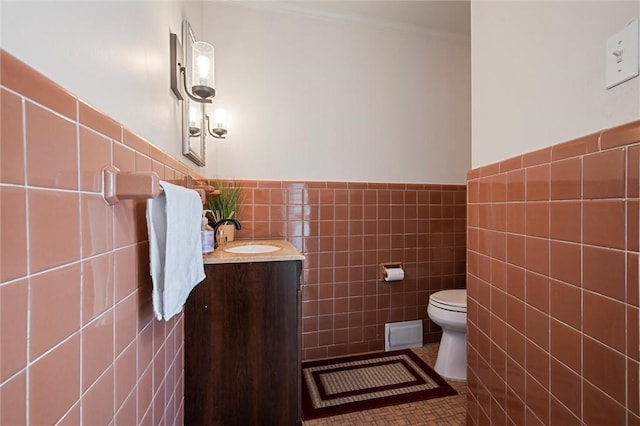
[301,349,458,420]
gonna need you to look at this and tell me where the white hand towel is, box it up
[146,181,205,320]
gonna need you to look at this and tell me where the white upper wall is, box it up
[204,2,471,184]
[471,1,640,169]
[1,1,471,184]
[0,0,206,172]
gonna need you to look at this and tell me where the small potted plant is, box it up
[205,179,243,242]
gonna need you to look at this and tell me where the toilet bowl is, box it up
[427,289,467,381]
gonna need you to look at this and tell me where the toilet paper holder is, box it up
[380,262,404,281]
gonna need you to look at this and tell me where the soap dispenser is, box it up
[201,210,215,254]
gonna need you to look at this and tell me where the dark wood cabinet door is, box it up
[185,261,302,426]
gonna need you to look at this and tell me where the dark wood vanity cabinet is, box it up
[185,260,303,426]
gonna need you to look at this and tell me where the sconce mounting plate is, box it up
[170,32,184,100]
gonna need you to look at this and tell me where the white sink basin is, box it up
[223,244,281,254]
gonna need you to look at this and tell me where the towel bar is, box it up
[102,166,216,205]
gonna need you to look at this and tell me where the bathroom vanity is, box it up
[185,240,304,426]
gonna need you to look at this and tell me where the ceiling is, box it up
[277,0,471,38]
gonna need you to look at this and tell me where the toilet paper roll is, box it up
[384,267,404,282]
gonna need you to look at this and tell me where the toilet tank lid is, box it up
[429,289,467,307]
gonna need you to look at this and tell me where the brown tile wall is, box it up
[0,47,468,421]
[228,180,467,361]
[0,50,200,424]
[466,119,640,425]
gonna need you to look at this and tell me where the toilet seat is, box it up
[429,289,466,313]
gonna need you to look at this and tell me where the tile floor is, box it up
[302,343,467,426]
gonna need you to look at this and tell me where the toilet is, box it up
[427,289,467,381]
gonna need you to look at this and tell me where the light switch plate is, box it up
[606,19,639,89]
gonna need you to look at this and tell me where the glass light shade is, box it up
[214,108,226,128]
[188,104,202,136]
[189,105,201,127]
[191,41,215,99]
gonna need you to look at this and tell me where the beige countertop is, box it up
[202,239,305,264]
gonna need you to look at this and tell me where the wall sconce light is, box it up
[206,108,227,139]
[170,26,215,104]
[171,21,211,166]
[171,20,230,166]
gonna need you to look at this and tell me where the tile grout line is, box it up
[21,91,31,426]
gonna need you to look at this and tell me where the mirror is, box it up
[181,21,206,166]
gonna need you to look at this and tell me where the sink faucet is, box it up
[212,218,242,248]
